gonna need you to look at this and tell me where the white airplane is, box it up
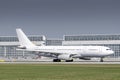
[16,28,114,62]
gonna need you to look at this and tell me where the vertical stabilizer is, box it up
[16,28,35,48]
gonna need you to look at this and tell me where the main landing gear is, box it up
[53,59,61,62]
[65,59,73,62]
[53,59,73,62]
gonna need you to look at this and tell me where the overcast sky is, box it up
[0,0,120,38]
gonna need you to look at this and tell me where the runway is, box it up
[0,61,120,64]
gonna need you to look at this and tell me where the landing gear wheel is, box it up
[53,59,61,62]
[65,59,73,62]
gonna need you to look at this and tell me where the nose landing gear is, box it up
[100,57,104,62]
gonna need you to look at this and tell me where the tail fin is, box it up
[16,28,35,48]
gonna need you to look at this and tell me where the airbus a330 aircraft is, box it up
[16,29,114,62]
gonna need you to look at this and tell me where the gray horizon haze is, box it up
[0,0,120,38]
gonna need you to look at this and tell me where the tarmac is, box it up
[0,57,120,64]
[0,61,120,64]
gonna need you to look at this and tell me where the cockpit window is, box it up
[106,49,111,50]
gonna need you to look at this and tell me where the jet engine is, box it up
[58,54,72,60]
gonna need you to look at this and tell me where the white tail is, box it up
[16,28,35,48]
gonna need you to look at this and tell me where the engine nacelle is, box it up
[18,46,26,49]
[58,54,72,60]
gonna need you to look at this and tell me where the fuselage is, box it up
[26,46,114,57]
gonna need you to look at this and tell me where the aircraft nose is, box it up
[109,50,114,55]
